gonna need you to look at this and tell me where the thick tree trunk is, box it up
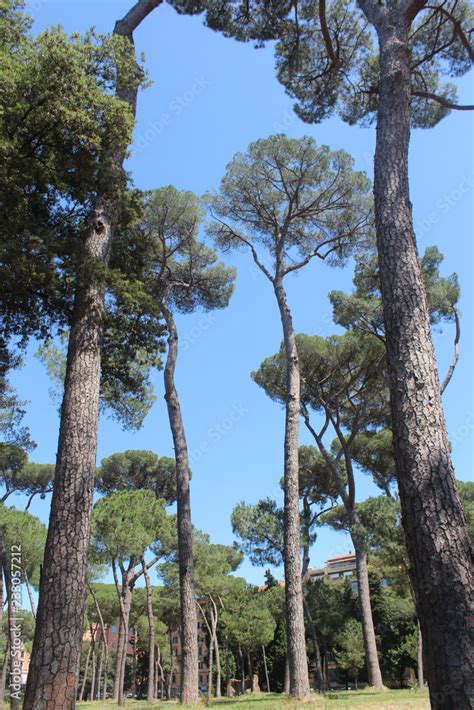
[142,562,156,702]
[274,277,310,700]
[358,8,474,707]
[162,300,199,706]
[352,540,384,688]
[22,5,162,708]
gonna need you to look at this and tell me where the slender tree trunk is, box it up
[207,623,214,700]
[274,276,310,700]
[79,644,91,703]
[301,528,324,692]
[247,651,253,692]
[96,639,104,701]
[142,561,156,702]
[113,617,125,701]
[167,629,174,699]
[262,646,270,692]
[283,657,290,694]
[118,595,132,706]
[1,542,20,710]
[417,621,425,689]
[351,538,384,688]
[88,627,96,702]
[0,640,9,707]
[22,5,162,708]
[130,629,137,699]
[356,6,474,706]
[238,646,245,694]
[23,571,36,618]
[209,597,221,698]
[87,582,109,702]
[161,300,199,706]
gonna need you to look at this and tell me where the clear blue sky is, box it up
[11,0,474,586]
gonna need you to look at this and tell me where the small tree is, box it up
[208,133,372,699]
[335,619,365,690]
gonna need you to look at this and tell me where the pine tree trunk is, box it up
[96,640,104,701]
[283,656,290,694]
[352,541,384,688]
[417,621,425,689]
[207,624,214,700]
[0,640,9,707]
[142,562,156,702]
[1,542,20,710]
[357,7,474,706]
[262,645,270,692]
[301,529,324,692]
[239,646,245,694]
[88,628,96,702]
[274,276,310,700]
[87,583,109,702]
[117,593,132,706]
[79,644,91,703]
[161,300,199,706]
[22,5,163,708]
[23,571,36,618]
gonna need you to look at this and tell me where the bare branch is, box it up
[424,4,474,61]
[114,0,163,39]
[412,90,474,110]
[440,306,460,394]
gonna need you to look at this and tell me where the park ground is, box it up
[74,688,430,710]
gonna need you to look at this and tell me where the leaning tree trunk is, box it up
[274,276,310,700]
[23,571,36,617]
[22,4,162,709]
[78,644,91,703]
[357,7,474,707]
[161,300,199,705]
[351,538,384,688]
[142,561,156,702]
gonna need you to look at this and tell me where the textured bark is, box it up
[22,4,162,709]
[352,541,384,688]
[274,276,310,700]
[112,561,134,707]
[162,300,199,705]
[142,560,156,702]
[355,4,474,706]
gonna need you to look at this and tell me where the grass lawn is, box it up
[75,688,430,710]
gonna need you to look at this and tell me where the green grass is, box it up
[75,688,430,710]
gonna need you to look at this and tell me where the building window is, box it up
[199,662,204,670]
[199,647,202,656]
[172,674,176,684]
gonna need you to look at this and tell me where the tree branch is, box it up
[424,4,474,61]
[114,0,163,39]
[412,90,474,110]
[440,306,460,394]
